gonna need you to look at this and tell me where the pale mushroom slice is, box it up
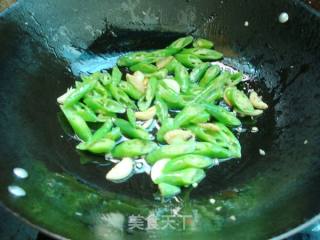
[126,71,146,93]
[135,106,156,121]
[164,129,195,144]
[249,91,268,110]
[106,157,134,183]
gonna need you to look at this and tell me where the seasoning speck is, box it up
[244,21,249,27]
[251,127,259,133]
[259,149,266,156]
[230,215,237,221]
[304,139,308,145]
[209,198,216,204]
[8,185,26,197]
[13,168,28,179]
[278,12,289,23]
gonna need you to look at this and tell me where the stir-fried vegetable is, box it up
[57,36,268,198]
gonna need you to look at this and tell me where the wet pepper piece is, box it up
[190,62,211,83]
[154,168,205,186]
[63,80,97,108]
[174,104,206,127]
[168,36,193,50]
[61,107,92,141]
[224,87,256,115]
[146,141,196,164]
[193,38,214,49]
[204,103,241,127]
[175,53,203,68]
[199,65,221,87]
[193,142,239,159]
[112,139,158,158]
[76,119,113,150]
[117,51,156,67]
[73,103,97,122]
[130,62,158,73]
[163,154,214,172]
[174,63,190,92]
[158,183,181,198]
[181,48,223,61]
[119,81,143,100]
[114,119,151,140]
[138,77,158,111]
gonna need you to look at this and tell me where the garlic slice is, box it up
[135,106,156,121]
[151,159,170,183]
[249,91,268,110]
[126,71,146,93]
[106,157,134,182]
[164,129,195,144]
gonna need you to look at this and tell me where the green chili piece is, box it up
[193,38,214,49]
[190,62,211,83]
[130,62,158,73]
[168,36,193,50]
[163,154,213,172]
[105,127,122,141]
[158,183,181,198]
[115,118,151,140]
[175,53,202,68]
[146,141,196,164]
[199,65,221,87]
[119,81,143,100]
[181,48,223,61]
[204,103,241,127]
[155,97,169,123]
[61,107,92,141]
[63,80,97,108]
[174,63,190,92]
[112,139,158,158]
[154,168,205,186]
[127,108,137,127]
[76,119,113,150]
[73,103,97,122]
[174,104,205,127]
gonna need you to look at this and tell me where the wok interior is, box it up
[0,0,320,239]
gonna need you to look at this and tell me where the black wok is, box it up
[0,0,320,239]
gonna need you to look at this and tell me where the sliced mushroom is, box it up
[156,56,174,69]
[106,157,134,183]
[163,78,180,93]
[164,129,195,144]
[199,123,220,132]
[126,71,146,93]
[135,106,156,121]
[249,91,268,110]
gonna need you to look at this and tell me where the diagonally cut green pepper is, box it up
[112,139,158,158]
[115,118,151,140]
[146,141,196,165]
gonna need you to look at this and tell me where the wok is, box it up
[0,0,320,239]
